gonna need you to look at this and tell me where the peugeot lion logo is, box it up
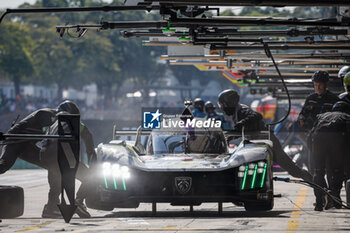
[175,177,192,194]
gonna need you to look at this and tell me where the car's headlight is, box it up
[238,160,268,190]
[102,162,131,190]
[103,162,111,176]
[112,164,120,177]
[121,166,130,179]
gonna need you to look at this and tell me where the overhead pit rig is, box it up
[1,0,350,100]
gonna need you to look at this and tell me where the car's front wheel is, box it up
[0,185,24,218]
[244,199,274,211]
[85,186,114,211]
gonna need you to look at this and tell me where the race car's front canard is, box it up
[86,124,274,212]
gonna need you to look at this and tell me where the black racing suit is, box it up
[298,90,339,175]
[298,90,339,132]
[337,92,350,184]
[0,108,57,174]
[40,119,97,210]
[311,112,350,204]
[232,104,312,182]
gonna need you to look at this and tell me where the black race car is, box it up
[86,123,274,213]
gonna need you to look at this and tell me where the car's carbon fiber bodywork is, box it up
[86,128,274,212]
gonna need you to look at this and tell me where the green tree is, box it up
[0,0,169,106]
[104,3,165,102]
[70,31,122,104]
[293,7,336,18]
[31,28,77,98]
[130,46,166,103]
[0,22,34,97]
[221,9,235,16]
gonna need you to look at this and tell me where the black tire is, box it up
[114,201,140,208]
[86,199,113,211]
[244,199,274,211]
[0,186,24,218]
[85,187,114,211]
[245,168,274,212]
[346,179,350,205]
[232,201,244,207]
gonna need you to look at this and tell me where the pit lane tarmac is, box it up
[1,170,350,233]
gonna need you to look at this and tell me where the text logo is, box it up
[143,109,162,129]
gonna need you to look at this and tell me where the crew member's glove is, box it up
[36,139,49,151]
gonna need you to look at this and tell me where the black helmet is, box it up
[332,101,350,114]
[311,71,329,82]
[218,89,240,115]
[338,66,350,79]
[204,101,215,113]
[57,100,80,114]
[193,98,205,112]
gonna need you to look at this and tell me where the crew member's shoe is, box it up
[332,194,342,209]
[75,199,91,218]
[314,203,323,211]
[42,204,62,218]
[324,194,336,210]
[334,201,342,209]
[314,196,324,211]
[325,193,342,209]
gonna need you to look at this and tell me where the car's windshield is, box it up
[148,130,227,154]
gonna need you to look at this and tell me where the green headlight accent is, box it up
[122,178,127,191]
[162,21,175,33]
[250,164,258,189]
[104,176,109,189]
[113,177,118,190]
[162,28,176,32]
[260,163,268,188]
[241,165,248,190]
[179,36,191,41]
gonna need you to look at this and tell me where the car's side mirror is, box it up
[134,126,146,154]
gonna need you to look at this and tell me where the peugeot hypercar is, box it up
[86,122,274,212]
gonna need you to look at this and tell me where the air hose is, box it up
[273,176,350,210]
[261,40,292,126]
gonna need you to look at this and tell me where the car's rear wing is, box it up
[112,125,151,140]
[112,126,150,154]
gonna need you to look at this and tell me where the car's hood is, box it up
[97,140,272,171]
[139,153,229,170]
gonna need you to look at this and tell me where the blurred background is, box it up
[0,1,339,150]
